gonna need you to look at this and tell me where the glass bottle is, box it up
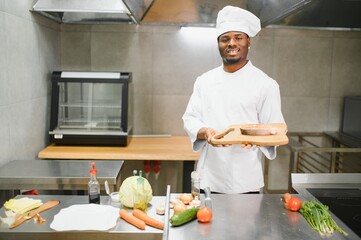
[88,162,100,204]
[191,171,200,199]
[133,170,147,212]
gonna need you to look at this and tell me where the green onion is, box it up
[299,201,348,236]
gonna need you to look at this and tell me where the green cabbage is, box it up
[118,176,153,208]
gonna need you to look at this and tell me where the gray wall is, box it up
[0,1,59,167]
[0,1,60,202]
[1,0,361,193]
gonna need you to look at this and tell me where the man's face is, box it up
[218,31,250,65]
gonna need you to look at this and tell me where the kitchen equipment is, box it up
[191,171,200,200]
[211,123,288,146]
[49,71,133,146]
[10,200,60,229]
[106,180,120,202]
[88,162,100,204]
[105,180,110,195]
[341,96,361,141]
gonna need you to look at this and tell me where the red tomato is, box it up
[285,197,302,212]
[197,207,213,223]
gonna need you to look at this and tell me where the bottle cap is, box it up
[191,171,200,180]
[90,162,97,175]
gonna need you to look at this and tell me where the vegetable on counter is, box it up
[282,193,302,212]
[178,193,193,205]
[197,207,213,223]
[170,207,199,227]
[300,201,348,237]
[132,209,164,230]
[118,174,153,208]
[173,201,187,215]
[119,209,146,230]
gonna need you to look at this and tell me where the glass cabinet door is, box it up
[57,82,124,132]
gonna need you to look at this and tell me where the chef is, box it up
[182,6,286,194]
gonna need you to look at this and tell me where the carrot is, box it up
[132,209,164,230]
[119,209,146,230]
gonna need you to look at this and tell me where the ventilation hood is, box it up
[142,0,361,30]
[32,0,361,30]
[32,0,154,24]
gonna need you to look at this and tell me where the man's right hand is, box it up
[197,127,232,147]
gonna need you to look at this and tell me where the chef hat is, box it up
[216,6,261,38]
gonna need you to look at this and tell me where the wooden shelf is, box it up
[38,136,199,161]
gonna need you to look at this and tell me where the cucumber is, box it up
[170,207,199,226]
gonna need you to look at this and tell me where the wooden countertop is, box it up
[38,136,199,161]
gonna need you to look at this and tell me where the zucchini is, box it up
[170,207,199,226]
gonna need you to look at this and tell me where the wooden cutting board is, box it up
[10,200,60,229]
[211,123,289,146]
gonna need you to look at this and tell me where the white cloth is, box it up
[216,6,261,38]
[182,61,285,194]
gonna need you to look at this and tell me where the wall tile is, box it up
[249,35,274,78]
[282,97,330,132]
[152,28,220,95]
[61,31,91,70]
[5,14,39,104]
[131,94,153,134]
[274,35,333,97]
[274,27,333,38]
[91,31,153,95]
[36,24,61,98]
[331,38,361,97]
[4,0,35,21]
[153,95,189,135]
[8,99,48,160]
[0,106,11,166]
[0,12,6,106]
[268,150,290,190]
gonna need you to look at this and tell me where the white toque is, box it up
[216,6,261,38]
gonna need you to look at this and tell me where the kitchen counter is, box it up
[0,193,357,240]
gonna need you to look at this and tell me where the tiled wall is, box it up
[0,0,60,203]
[0,1,60,165]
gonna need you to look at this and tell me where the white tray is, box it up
[50,204,119,231]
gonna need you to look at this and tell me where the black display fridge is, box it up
[49,71,132,146]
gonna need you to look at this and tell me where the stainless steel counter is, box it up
[0,160,123,192]
[0,195,163,240]
[0,193,358,240]
[292,173,361,198]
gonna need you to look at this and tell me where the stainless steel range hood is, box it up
[32,0,361,30]
[32,0,154,24]
[142,0,361,30]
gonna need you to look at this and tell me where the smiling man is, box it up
[182,6,286,194]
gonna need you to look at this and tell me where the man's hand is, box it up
[197,127,231,147]
[241,143,260,149]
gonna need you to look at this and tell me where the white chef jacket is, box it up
[182,61,285,194]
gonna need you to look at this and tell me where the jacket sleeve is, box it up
[258,79,285,160]
[182,78,207,151]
